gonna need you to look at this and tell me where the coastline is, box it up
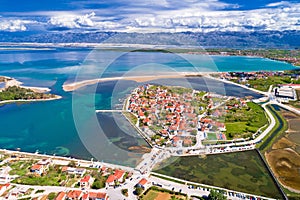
[0,75,61,104]
[0,95,62,105]
[0,43,298,67]
[0,148,134,172]
[1,76,51,93]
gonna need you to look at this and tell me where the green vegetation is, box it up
[288,89,300,108]
[0,86,55,101]
[225,102,268,139]
[206,133,218,140]
[35,189,45,194]
[47,192,57,200]
[141,186,187,200]
[246,76,291,92]
[12,165,68,186]
[258,104,288,152]
[121,188,128,197]
[8,160,34,176]
[90,170,107,189]
[208,190,227,200]
[154,151,282,199]
[123,112,138,125]
[284,188,300,200]
[289,100,300,109]
[9,162,79,187]
[169,86,193,95]
[209,49,300,66]
[135,187,144,196]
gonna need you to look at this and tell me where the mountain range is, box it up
[1,30,300,49]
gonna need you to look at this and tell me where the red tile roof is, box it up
[31,164,42,170]
[114,169,125,180]
[138,178,148,186]
[172,136,180,142]
[0,184,9,190]
[106,175,115,183]
[80,175,91,183]
[67,190,82,198]
[55,191,66,200]
[89,192,107,199]
[61,166,68,172]
[82,193,88,200]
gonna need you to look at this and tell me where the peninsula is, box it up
[0,76,61,104]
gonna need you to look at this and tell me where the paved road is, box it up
[148,174,276,200]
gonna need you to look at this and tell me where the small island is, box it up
[0,76,61,104]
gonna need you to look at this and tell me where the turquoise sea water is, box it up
[0,48,297,166]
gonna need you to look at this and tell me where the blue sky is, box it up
[0,0,299,32]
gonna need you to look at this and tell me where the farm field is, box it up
[154,150,282,199]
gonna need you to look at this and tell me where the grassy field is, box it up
[8,161,79,186]
[225,102,268,139]
[12,166,68,186]
[154,151,282,199]
[8,160,34,176]
[247,76,291,92]
[142,187,187,200]
[206,132,218,140]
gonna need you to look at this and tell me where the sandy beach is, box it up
[62,72,210,91]
[1,76,51,93]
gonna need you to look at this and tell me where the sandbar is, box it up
[62,72,212,92]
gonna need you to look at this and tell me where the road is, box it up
[204,75,268,96]
[273,101,300,115]
[148,173,276,200]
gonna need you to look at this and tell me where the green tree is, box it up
[121,188,128,197]
[208,190,227,200]
[135,187,144,196]
[48,192,56,200]
[91,180,103,189]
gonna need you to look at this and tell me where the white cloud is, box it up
[119,2,300,32]
[266,1,292,7]
[0,19,35,32]
[48,12,96,28]
[0,0,300,33]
